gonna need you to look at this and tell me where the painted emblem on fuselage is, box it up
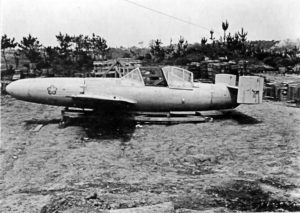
[47,85,57,95]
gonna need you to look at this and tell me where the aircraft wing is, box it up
[68,94,137,109]
[227,85,238,95]
[227,85,238,90]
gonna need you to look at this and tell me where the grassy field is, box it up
[1,95,300,212]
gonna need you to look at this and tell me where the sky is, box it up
[1,0,300,47]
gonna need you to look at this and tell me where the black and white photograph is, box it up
[1,0,300,212]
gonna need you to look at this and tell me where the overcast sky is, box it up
[1,0,300,47]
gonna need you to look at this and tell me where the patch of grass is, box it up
[206,179,300,211]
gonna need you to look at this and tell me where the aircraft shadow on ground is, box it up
[209,110,261,124]
[23,110,259,141]
[24,116,136,142]
[78,117,136,142]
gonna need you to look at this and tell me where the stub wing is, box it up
[227,85,238,90]
[68,94,137,110]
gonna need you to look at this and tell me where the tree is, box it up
[13,50,21,69]
[226,33,233,48]
[122,52,131,58]
[90,33,109,60]
[1,34,17,70]
[164,39,175,59]
[56,32,73,60]
[233,33,240,47]
[201,37,207,46]
[43,46,59,65]
[237,28,248,57]
[72,34,85,62]
[149,39,165,62]
[222,20,229,43]
[209,29,215,41]
[19,34,42,63]
[238,28,248,43]
[83,35,92,52]
[174,36,188,57]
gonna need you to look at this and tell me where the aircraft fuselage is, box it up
[6,77,238,112]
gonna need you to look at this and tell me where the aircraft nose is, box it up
[6,80,29,98]
[5,82,14,95]
[5,81,14,95]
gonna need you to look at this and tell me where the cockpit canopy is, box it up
[122,66,194,88]
[122,67,144,86]
[162,66,194,88]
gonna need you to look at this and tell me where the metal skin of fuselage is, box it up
[6,77,238,112]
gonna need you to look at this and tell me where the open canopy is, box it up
[122,67,145,86]
[162,66,194,89]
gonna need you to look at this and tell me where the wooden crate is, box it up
[287,84,300,101]
[264,86,275,99]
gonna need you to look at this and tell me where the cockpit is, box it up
[122,66,194,89]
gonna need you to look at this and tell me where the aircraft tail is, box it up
[237,76,264,104]
[215,74,264,104]
[215,74,236,86]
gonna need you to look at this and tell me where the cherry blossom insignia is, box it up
[47,85,57,95]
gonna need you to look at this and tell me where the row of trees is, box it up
[2,20,300,76]
[1,33,109,75]
[148,20,299,67]
[148,25,251,65]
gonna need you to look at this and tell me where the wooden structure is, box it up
[263,82,287,101]
[60,108,213,126]
[264,81,300,103]
[91,58,141,77]
[132,111,212,124]
[188,60,239,82]
[287,83,300,102]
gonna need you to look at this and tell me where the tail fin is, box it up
[237,76,264,104]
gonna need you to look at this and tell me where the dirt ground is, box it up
[1,95,300,213]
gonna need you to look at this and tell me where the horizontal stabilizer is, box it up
[227,85,238,90]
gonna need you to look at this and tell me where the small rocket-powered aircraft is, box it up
[6,66,263,116]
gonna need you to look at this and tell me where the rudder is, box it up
[237,76,264,104]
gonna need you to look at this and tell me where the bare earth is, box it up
[1,95,300,212]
